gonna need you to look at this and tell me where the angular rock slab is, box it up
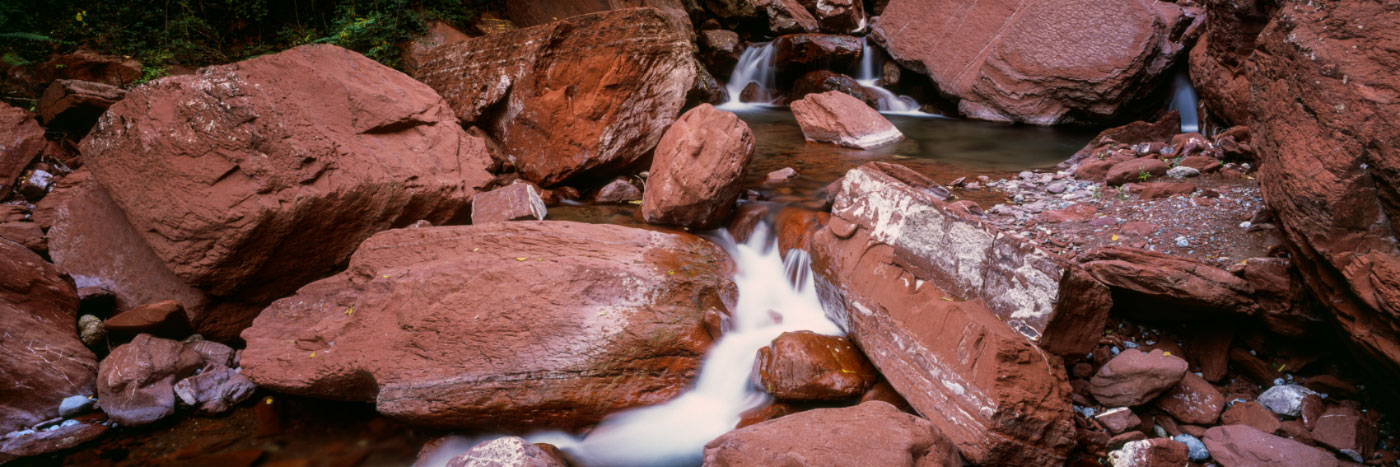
[702,401,962,467]
[412,8,696,186]
[0,102,45,196]
[1203,424,1340,467]
[872,0,1197,124]
[80,44,494,307]
[240,222,736,430]
[642,104,755,229]
[0,239,97,433]
[1250,0,1400,389]
[810,164,1080,465]
[791,91,903,149]
[825,162,1110,356]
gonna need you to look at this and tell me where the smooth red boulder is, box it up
[810,163,1080,464]
[1089,349,1188,407]
[592,178,642,203]
[0,102,45,196]
[0,239,96,434]
[80,45,494,317]
[240,222,735,430]
[97,334,205,426]
[1107,439,1190,467]
[1106,158,1169,185]
[1203,424,1340,467]
[1154,372,1225,425]
[872,0,1198,124]
[37,79,126,135]
[104,300,193,341]
[471,183,547,224]
[752,331,878,400]
[1138,181,1196,200]
[1250,0,1400,387]
[642,104,755,229]
[412,8,696,186]
[1095,407,1142,435]
[702,401,962,467]
[1220,401,1280,435]
[791,91,903,149]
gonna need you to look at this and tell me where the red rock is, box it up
[791,91,903,149]
[1138,182,1196,200]
[772,34,864,80]
[1250,0,1400,388]
[1299,393,1324,430]
[400,21,470,74]
[873,0,1197,124]
[412,8,695,186]
[811,165,1079,465]
[1060,112,1180,170]
[699,29,741,73]
[790,70,878,107]
[858,379,912,413]
[592,178,642,204]
[97,334,205,426]
[1187,1,1273,127]
[1203,424,1341,467]
[765,167,798,185]
[1119,221,1159,238]
[447,436,567,467]
[0,102,45,196]
[752,331,878,400]
[1038,203,1098,223]
[1312,407,1378,459]
[103,300,193,341]
[1074,159,1115,182]
[1228,348,1281,386]
[1107,431,1148,449]
[185,340,236,369]
[1155,372,1225,425]
[1079,247,1259,320]
[173,365,256,414]
[0,418,107,458]
[1221,401,1282,435]
[33,172,215,335]
[1095,407,1142,435]
[1088,349,1188,407]
[1108,438,1189,467]
[642,104,755,229]
[1106,158,1169,186]
[727,204,770,244]
[471,183,547,224]
[706,0,819,34]
[240,222,734,430]
[81,45,493,318]
[1302,375,1361,400]
[0,239,96,434]
[735,401,796,429]
[38,49,142,88]
[773,208,828,255]
[1177,155,1222,173]
[36,79,125,135]
[1186,324,1233,382]
[702,401,962,467]
[0,222,44,253]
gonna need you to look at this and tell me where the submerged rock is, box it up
[791,91,903,149]
[702,401,962,466]
[412,8,696,186]
[642,104,755,229]
[240,222,736,430]
[872,0,1199,124]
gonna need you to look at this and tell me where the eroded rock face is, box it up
[1079,247,1258,320]
[1188,0,1276,127]
[0,102,45,196]
[642,104,755,229]
[791,91,903,149]
[872,0,1200,124]
[810,163,1080,465]
[240,222,736,430]
[705,0,819,35]
[79,45,494,325]
[0,239,96,434]
[702,401,962,467]
[752,331,878,400]
[412,8,696,186]
[1249,0,1400,389]
[37,79,126,135]
[97,334,204,426]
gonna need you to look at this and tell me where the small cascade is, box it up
[854,37,923,115]
[524,220,844,466]
[1168,71,1200,134]
[719,42,779,110]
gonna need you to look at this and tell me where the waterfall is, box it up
[1168,71,1200,134]
[719,43,779,110]
[524,220,844,466]
[854,37,923,115]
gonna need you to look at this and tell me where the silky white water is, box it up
[1168,71,1200,133]
[854,37,924,115]
[718,42,779,111]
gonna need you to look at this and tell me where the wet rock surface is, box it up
[790,91,903,149]
[702,401,962,467]
[752,331,878,400]
[240,222,735,430]
[642,104,755,229]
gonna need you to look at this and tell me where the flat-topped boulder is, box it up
[240,222,736,430]
[791,91,903,149]
[411,8,696,186]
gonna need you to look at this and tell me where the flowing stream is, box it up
[1168,70,1200,134]
[854,37,923,115]
[718,38,927,115]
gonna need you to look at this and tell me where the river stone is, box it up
[642,104,755,229]
[1256,384,1317,418]
[752,331,878,401]
[96,334,205,426]
[791,91,903,149]
[240,222,736,430]
[702,401,962,466]
[412,8,696,186]
[1089,349,1188,407]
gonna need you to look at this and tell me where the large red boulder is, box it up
[78,45,494,334]
[702,401,962,466]
[1249,0,1400,389]
[1188,0,1277,127]
[752,331,878,400]
[705,0,819,35]
[1079,247,1259,320]
[642,104,755,229]
[1203,425,1340,467]
[871,0,1200,124]
[411,8,696,186]
[240,222,736,430]
[810,163,1087,465]
[0,239,96,434]
[0,102,45,196]
[791,91,903,149]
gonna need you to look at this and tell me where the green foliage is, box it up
[1137,169,1151,182]
[0,0,496,72]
